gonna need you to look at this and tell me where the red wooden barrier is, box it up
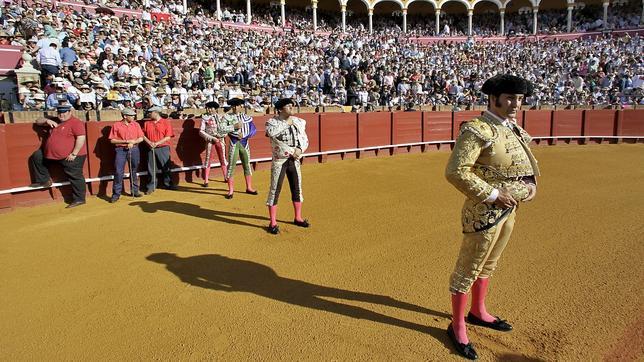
[515,110,525,128]
[84,121,120,196]
[617,109,644,139]
[250,115,275,160]
[552,110,584,144]
[0,125,13,210]
[296,113,320,154]
[358,112,391,148]
[0,110,641,211]
[248,115,275,171]
[357,112,391,158]
[392,112,422,153]
[583,110,617,143]
[3,121,91,206]
[319,113,358,160]
[423,111,452,141]
[523,110,552,144]
[6,123,50,188]
[452,111,484,139]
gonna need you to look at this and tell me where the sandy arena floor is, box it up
[1,144,643,361]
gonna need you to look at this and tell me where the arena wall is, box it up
[0,109,642,212]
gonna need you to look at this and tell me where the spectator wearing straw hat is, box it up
[0,30,11,45]
[150,87,166,107]
[24,92,46,111]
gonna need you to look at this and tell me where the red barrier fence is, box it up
[0,109,642,211]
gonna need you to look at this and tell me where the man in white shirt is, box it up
[37,42,62,83]
[228,83,245,100]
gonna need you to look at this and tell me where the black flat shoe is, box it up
[202,182,209,188]
[268,224,279,234]
[293,219,310,228]
[245,189,258,195]
[66,200,86,209]
[466,312,513,332]
[225,194,233,199]
[132,192,143,198]
[30,180,52,188]
[447,323,478,360]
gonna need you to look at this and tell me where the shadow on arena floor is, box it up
[130,200,268,229]
[147,252,453,349]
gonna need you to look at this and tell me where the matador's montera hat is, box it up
[481,74,534,97]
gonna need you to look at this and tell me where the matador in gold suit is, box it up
[444,74,540,360]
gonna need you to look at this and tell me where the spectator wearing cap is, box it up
[45,79,78,110]
[264,98,310,235]
[198,101,228,187]
[108,107,144,203]
[29,104,87,208]
[143,106,177,194]
[219,97,257,199]
[445,74,540,360]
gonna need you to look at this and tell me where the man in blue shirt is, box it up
[59,41,77,67]
[46,84,78,110]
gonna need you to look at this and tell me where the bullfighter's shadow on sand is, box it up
[131,200,268,229]
[147,252,452,348]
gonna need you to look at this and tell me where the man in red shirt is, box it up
[143,106,177,194]
[108,108,144,203]
[29,104,87,208]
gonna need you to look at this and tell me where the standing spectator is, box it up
[28,104,87,208]
[59,40,77,67]
[108,107,144,203]
[143,106,177,194]
[37,42,62,85]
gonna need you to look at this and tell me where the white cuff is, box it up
[484,189,499,203]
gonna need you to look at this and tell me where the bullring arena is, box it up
[1,109,643,360]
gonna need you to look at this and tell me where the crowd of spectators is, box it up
[0,0,642,113]
[83,0,644,36]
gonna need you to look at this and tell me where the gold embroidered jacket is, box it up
[445,111,540,232]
